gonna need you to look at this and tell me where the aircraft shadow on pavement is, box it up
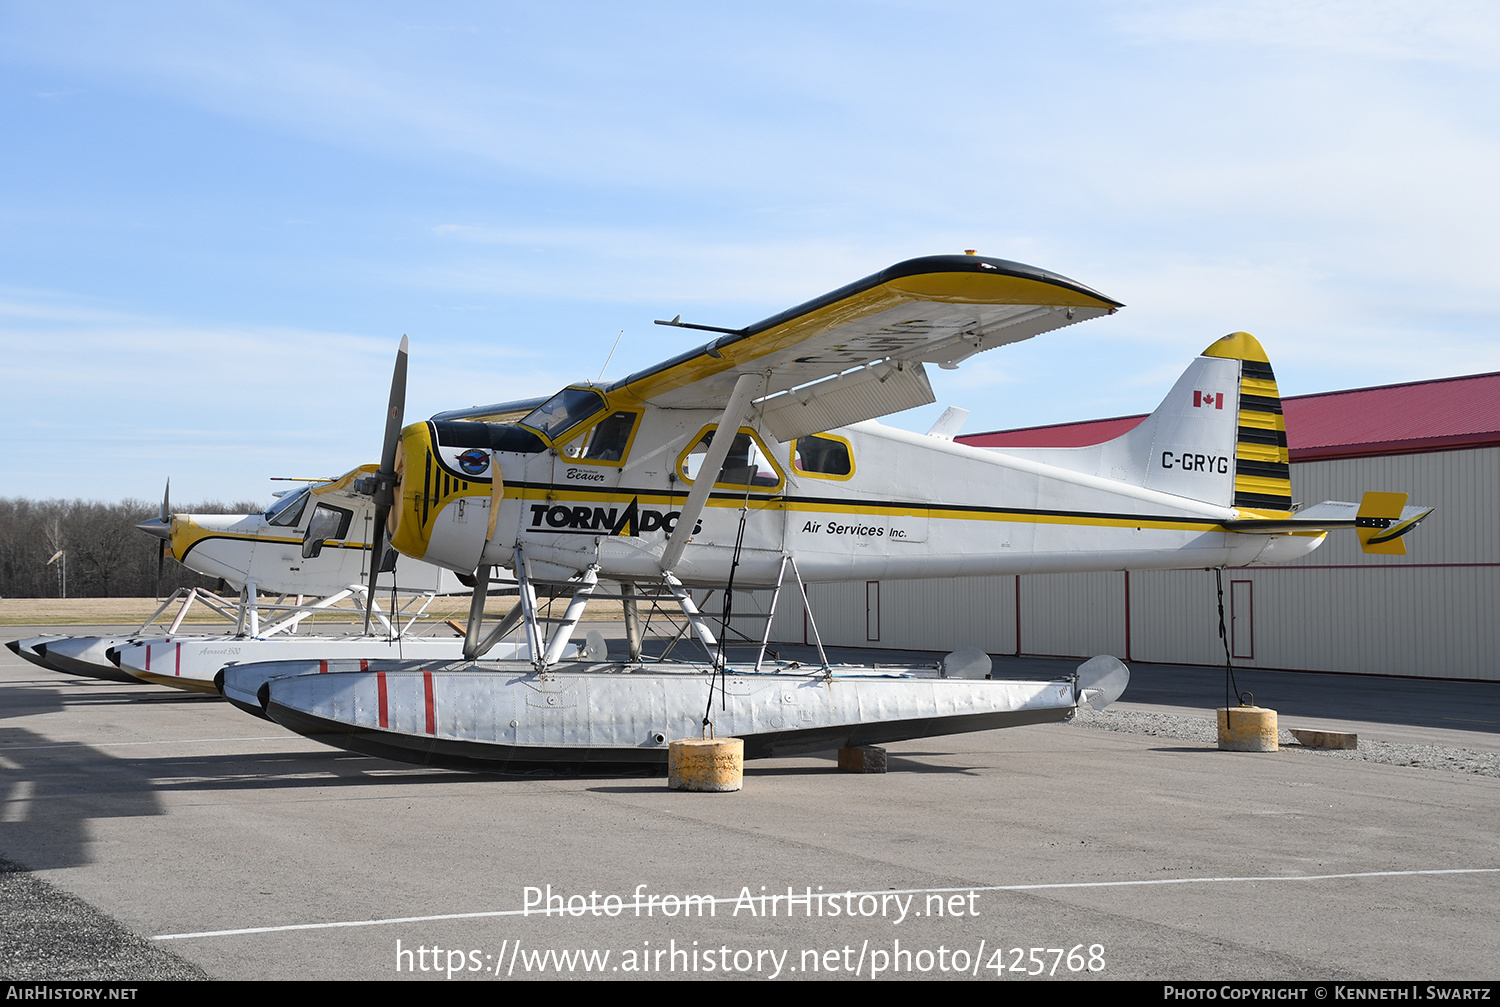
[1118,661,1500,735]
[0,725,169,872]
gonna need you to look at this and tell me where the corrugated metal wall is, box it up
[1020,572,1127,659]
[747,575,1023,654]
[768,446,1499,680]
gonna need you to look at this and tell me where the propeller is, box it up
[365,335,408,635]
[157,478,170,590]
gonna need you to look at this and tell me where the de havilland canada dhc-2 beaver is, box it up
[230,253,1432,769]
[9,470,562,692]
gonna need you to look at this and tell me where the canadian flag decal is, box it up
[1193,390,1224,410]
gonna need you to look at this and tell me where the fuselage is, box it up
[167,467,469,596]
[390,399,1322,587]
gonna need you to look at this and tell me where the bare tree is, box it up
[0,497,264,598]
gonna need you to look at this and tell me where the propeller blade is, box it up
[367,501,389,630]
[365,335,408,635]
[379,336,409,477]
[157,476,171,598]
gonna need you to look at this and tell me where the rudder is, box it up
[1203,332,1292,513]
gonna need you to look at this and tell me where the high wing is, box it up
[605,254,1122,441]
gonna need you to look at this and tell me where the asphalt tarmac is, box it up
[3,623,1497,982]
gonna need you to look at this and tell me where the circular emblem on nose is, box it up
[457,449,490,475]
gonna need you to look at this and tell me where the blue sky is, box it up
[3,1,1497,503]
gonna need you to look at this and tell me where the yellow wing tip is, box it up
[1202,331,1269,363]
[313,464,378,495]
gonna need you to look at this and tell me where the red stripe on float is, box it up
[145,644,151,671]
[423,669,436,736]
[319,659,327,674]
[359,660,368,671]
[377,671,389,728]
[175,642,181,676]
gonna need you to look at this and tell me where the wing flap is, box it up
[759,360,935,442]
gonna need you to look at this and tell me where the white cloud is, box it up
[4,2,1499,492]
[1115,0,1500,66]
[0,290,574,499]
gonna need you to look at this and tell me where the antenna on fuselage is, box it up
[597,329,624,384]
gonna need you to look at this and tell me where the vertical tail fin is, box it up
[1116,331,1292,512]
[988,331,1294,516]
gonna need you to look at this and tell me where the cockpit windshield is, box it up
[265,486,311,527]
[519,387,606,441]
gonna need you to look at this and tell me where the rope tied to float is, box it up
[1215,568,1248,728]
[703,370,772,731]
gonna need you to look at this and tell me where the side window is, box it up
[301,503,353,559]
[793,434,853,478]
[679,429,782,489]
[579,411,638,462]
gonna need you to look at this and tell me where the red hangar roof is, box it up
[957,371,1500,462]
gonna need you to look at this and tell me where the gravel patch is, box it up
[1071,708,1500,779]
[0,857,207,980]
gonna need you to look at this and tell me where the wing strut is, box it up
[541,565,600,666]
[460,565,526,662]
[659,371,762,574]
[753,554,828,672]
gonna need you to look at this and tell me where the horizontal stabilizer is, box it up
[926,405,970,440]
[1222,491,1433,554]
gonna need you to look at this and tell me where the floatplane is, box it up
[9,469,564,693]
[228,253,1431,768]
